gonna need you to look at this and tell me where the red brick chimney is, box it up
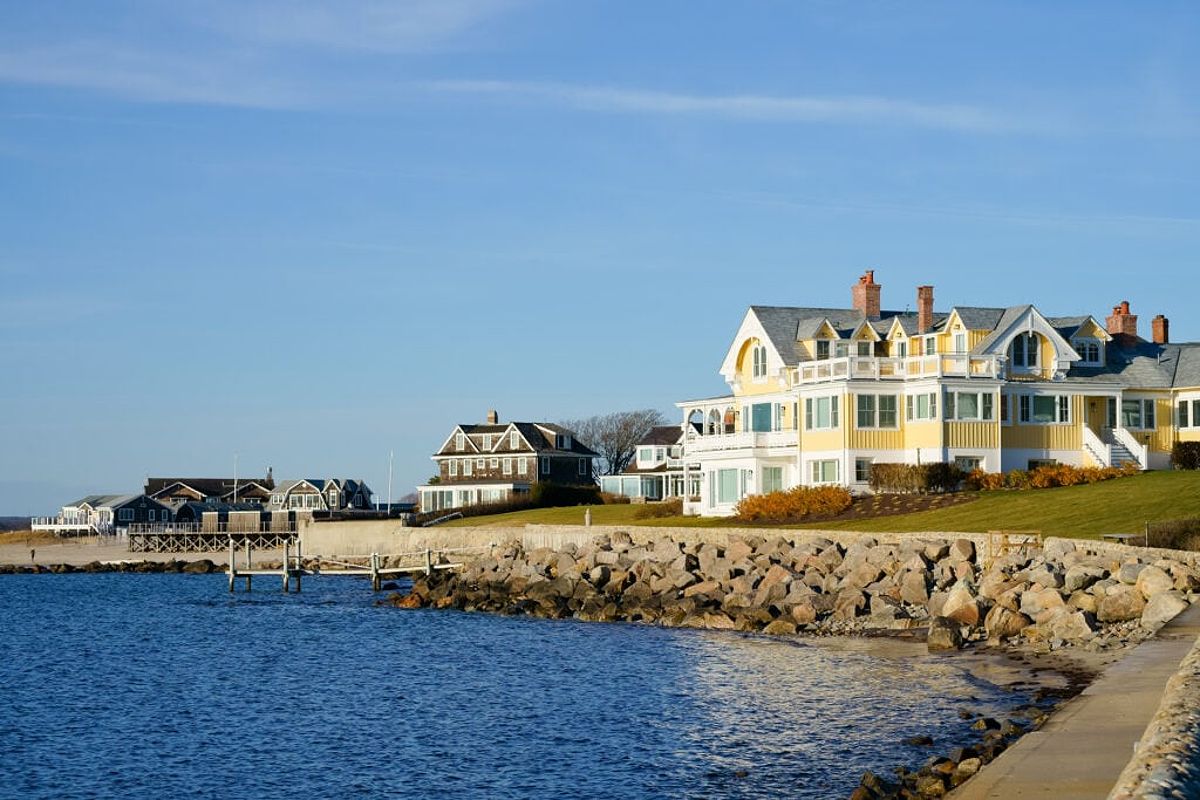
[1152,314,1169,344]
[917,285,934,334]
[486,409,499,424]
[1106,301,1138,338]
[851,270,882,318]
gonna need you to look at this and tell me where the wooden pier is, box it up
[225,538,488,593]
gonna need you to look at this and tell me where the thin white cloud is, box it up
[422,79,1023,133]
[0,44,309,109]
[187,0,520,53]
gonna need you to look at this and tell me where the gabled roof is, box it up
[146,477,250,498]
[436,421,598,457]
[638,425,687,447]
[950,306,1008,331]
[67,493,126,508]
[1174,344,1200,389]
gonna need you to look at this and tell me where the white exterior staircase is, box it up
[1084,426,1147,469]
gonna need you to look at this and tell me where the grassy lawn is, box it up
[803,471,1200,538]
[442,471,1200,539]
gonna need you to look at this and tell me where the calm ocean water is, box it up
[0,575,1025,799]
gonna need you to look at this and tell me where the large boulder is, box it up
[1135,566,1175,599]
[985,606,1031,640]
[1019,587,1065,619]
[951,538,976,563]
[1117,563,1147,585]
[1063,565,1106,593]
[900,571,931,606]
[1042,609,1096,642]
[1141,591,1189,629]
[1097,584,1147,623]
[941,585,981,627]
[833,590,867,621]
[927,617,964,652]
[791,602,818,625]
[724,538,754,564]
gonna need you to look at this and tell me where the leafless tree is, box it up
[561,409,666,477]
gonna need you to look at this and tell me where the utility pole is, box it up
[387,450,394,516]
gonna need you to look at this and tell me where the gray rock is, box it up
[1118,562,1147,585]
[951,538,976,563]
[1141,591,1189,628]
[1019,587,1065,619]
[900,571,930,606]
[1063,565,1106,593]
[1135,566,1174,599]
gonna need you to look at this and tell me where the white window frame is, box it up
[896,340,908,359]
[805,395,840,431]
[463,459,473,477]
[856,340,872,357]
[954,456,983,473]
[1074,338,1102,365]
[810,460,840,485]
[1018,393,1071,425]
[762,465,784,493]
[578,458,588,476]
[448,459,458,477]
[906,392,938,422]
[503,458,512,475]
[924,337,937,356]
[1122,397,1157,430]
[518,457,528,475]
[510,430,520,449]
[118,508,134,522]
[856,393,898,429]
[815,340,831,361]
[455,432,465,451]
[482,434,492,450]
[854,458,872,483]
[540,457,550,474]
[953,332,967,354]
[945,390,995,422]
[490,457,499,469]
[1178,397,1200,430]
[1010,332,1040,371]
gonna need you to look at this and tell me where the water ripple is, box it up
[0,575,1025,799]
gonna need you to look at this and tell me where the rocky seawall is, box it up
[1108,632,1200,799]
[386,531,1200,799]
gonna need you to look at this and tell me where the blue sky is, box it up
[2,1,1199,514]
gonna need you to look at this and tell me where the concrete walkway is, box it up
[951,602,1200,799]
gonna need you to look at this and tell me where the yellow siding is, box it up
[968,330,989,349]
[1150,397,1175,453]
[801,429,844,451]
[1074,318,1106,339]
[945,422,999,449]
[1180,430,1200,443]
[906,421,942,448]
[849,427,905,450]
[1039,335,1057,381]
[1001,397,1084,450]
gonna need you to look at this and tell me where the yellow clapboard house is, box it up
[678,271,1198,516]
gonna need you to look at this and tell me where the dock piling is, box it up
[228,537,236,592]
[282,541,291,593]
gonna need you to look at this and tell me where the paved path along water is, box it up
[951,602,1200,799]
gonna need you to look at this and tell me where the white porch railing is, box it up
[792,354,999,385]
[684,429,797,454]
[1110,426,1149,469]
[31,517,111,535]
[1082,426,1113,467]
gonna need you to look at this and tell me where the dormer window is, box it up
[455,433,465,451]
[556,434,572,449]
[953,332,967,354]
[482,434,492,449]
[816,340,831,360]
[924,337,937,356]
[834,341,850,358]
[1010,333,1040,370]
[856,341,872,357]
[1075,339,1101,365]
[509,430,519,449]
[896,340,908,359]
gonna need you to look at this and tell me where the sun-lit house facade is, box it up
[679,270,1200,516]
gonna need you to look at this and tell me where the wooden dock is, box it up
[225,538,488,592]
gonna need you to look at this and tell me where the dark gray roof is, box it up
[638,425,687,447]
[1065,336,1178,387]
[952,307,1008,331]
[750,305,950,365]
[1175,345,1200,388]
[1047,315,1093,340]
[973,306,1035,353]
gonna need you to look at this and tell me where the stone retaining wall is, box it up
[1108,635,1200,798]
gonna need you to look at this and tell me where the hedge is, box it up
[964,462,1139,491]
[1172,442,1200,471]
[868,463,965,494]
[734,485,852,523]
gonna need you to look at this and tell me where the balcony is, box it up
[684,429,797,454]
[792,354,999,385]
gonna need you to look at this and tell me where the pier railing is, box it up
[129,523,298,553]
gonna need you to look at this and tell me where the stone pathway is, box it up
[950,602,1200,799]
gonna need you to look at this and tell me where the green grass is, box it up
[803,471,1200,538]
[442,471,1200,539]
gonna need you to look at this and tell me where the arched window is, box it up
[1010,333,1040,369]
[707,409,721,435]
[751,344,768,379]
